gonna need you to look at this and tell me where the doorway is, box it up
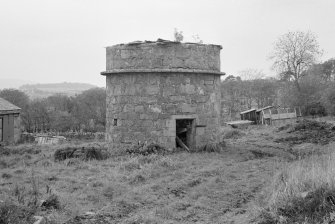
[176,119,195,149]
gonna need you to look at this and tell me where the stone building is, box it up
[101,39,224,149]
[0,97,21,144]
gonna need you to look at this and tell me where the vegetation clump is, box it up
[41,194,61,210]
[54,145,109,161]
[0,145,41,156]
[126,143,167,156]
[292,119,333,132]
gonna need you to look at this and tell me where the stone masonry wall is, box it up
[104,41,221,72]
[103,41,223,149]
[106,72,221,149]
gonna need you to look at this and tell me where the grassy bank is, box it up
[258,143,335,223]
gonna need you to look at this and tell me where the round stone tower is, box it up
[101,40,224,149]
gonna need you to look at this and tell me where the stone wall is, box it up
[102,41,223,149]
[104,41,221,72]
[106,72,221,148]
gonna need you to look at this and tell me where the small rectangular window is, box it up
[113,119,118,126]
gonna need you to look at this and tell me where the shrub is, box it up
[304,102,327,117]
[54,145,109,161]
[82,147,106,161]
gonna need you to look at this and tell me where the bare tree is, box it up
[269,31,322,91]
[237,69,265,80]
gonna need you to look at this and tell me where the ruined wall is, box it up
[102,41,223,149]
[104,41,221,72]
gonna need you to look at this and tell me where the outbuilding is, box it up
[0,97,21,144]
[240,108,257,123]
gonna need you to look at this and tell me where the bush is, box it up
[54,145,109,161]
[304,102,327,117]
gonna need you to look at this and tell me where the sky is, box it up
[1,0,335,87]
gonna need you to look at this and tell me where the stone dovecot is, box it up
[101,39,224,150]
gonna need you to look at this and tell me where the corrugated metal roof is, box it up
[240,108,257,114]
[0,97,21,111]
[256,106,273,112]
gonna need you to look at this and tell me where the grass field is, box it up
[1,120,335,223]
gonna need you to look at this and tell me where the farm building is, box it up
[240,105,301,125]
[240,108,257,123]
[101,39,224,149]
[0,97,21,144]
[257,106,301,125]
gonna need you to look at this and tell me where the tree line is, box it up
[0,88,106,133]
[222,31,335,120]
[2,31,334,128]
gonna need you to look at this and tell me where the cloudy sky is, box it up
[1,0,335,87]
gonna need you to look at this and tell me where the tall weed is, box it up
[260,150,335,223]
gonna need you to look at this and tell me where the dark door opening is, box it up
[176,119,195,150]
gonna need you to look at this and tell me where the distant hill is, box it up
[0,79,34,89]
[19,82,98,99]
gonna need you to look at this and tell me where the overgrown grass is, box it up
[258,145,335,223]
[2,125,302,224]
